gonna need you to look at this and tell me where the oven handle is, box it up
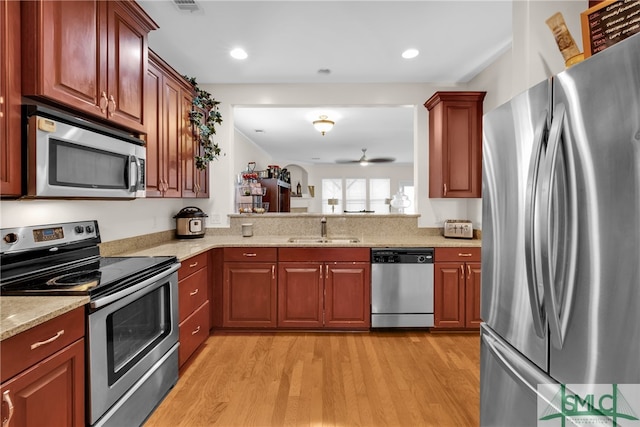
[90,263,181,309]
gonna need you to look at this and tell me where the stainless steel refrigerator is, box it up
[481,33,640,426]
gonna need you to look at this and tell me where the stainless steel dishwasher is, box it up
[371,248,434,328]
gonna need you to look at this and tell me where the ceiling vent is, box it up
[173,0,200,13]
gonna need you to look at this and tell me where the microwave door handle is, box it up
[127,155,138,192]
[134,156,143,191]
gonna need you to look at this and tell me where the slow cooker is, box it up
[174,207,208,238]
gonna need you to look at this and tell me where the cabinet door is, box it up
[181,90,208,198]
[161,75,182,197]
[21,0,106,117]
[434,262,465,328]
[277,262,323,328]
[223,262,277,328]
[0,0,22,197]
[104,1,148,132]
[144,59,163,197]
[465,262,482,328]
[0,340,85,427]
[325,262,371,329]
[425,92,485,198]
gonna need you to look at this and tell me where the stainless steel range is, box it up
[0,220,181,427]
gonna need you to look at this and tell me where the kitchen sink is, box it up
[287,237,360,244]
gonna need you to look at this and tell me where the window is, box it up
[322,179,342,213]
[321,178,391,213]
[370,179,391,213]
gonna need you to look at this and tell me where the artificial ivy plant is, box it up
[185,76,223,170]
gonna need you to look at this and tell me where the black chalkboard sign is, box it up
[581,0,640,57]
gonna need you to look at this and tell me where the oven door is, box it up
[87,268,179,425]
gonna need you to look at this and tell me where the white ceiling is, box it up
[138,1,513,165]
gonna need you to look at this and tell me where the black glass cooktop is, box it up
[0,256,178,298]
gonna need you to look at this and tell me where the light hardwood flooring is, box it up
[145,331,480,427]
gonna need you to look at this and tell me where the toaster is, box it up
[443,220,473,239]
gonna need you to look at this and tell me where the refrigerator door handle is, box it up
[539,103,579,350]
[524,110,549,338]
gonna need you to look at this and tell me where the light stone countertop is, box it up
[116,234,481,260]
[1,228,481,341]
[0,296,89,341]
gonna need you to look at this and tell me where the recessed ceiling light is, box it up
[254,129,265,133]
[317,68,331,75]
[230,48,248,60]
[401,49,419,59]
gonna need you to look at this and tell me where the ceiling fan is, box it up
[336,148,395,165]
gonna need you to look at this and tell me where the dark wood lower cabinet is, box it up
[433,248,481,330]
[0,339,85,427]
[278,263,324,328]
[223,262,277,328]
[324,263,370,328]
[278,248,371,330]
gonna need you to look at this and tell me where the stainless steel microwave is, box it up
[25,106,146,199]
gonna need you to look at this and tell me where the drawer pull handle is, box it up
[30,330,64,350]
[243,253,257,257]
[192,326,200,335]
[2,390,14,427]
[190,288,199,296]
[458,253,473,257]
[189,261,199,268]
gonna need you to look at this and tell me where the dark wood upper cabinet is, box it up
[21,0,157,134]
[1,0,22,197]
[425,91,486,198]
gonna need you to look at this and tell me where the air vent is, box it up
[173,0,200,12]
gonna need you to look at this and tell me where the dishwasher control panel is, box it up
[371,248,434,263]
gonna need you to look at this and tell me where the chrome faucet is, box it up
[320,217,327,238]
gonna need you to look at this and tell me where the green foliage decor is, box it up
[185,76,223,170]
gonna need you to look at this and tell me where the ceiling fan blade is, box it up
[368,157,396,163]
[335,159,360,164]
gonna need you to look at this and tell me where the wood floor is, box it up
[145,331,480,427]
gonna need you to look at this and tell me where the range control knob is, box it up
[3,233,18,244]
[417,255,427,263]
[74,226,85,234]
[85,225,94,234]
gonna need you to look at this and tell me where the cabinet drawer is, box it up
[179,300,210,367]
[224,247,277,262]
[435,247,481,262]
[178,252,208,281]
[279,247,370,262]
[179,266,209,323]
[1,307,85,382]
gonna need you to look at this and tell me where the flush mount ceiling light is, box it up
[312,115,335,136]
[230,48,248,60]
[401,48,420,59]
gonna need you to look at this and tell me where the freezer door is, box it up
[481,324,558,427]
[482,79,549,371]
[547,34,640,384]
